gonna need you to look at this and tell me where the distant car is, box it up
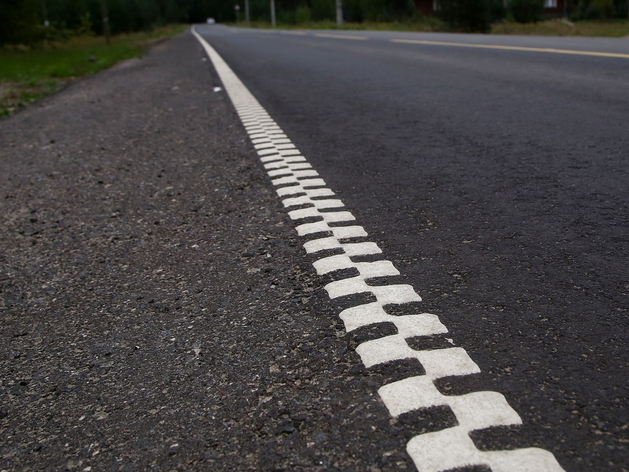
[206,18,216,24]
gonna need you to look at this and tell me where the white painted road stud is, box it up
[192,26,565,472]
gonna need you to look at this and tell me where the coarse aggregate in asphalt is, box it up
[194,25,629,472]
[0,32,436,471]
[3,26,629,472]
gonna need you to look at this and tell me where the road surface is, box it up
[1,26,628,471]
[194,25,629,471]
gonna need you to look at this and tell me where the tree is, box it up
[437,0,495,32]
[0,0,45,44]
[508,0,545,22]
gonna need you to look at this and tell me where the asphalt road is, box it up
[193,26,629,471]
[1,27,627,471]
[1,31,453,472]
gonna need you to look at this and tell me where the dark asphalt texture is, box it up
[1,26,628,472]
[1,33,425,471]
[194,26,629,471]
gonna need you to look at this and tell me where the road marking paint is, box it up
[391,38,629,59]
[280,30,307,35]
[315,33,368,41]
[192,26,566,472]
[379,377,519,423]
[285,196,343,209]
[407,427,561,472]
[341,305,445,337]
[341,241,382,256]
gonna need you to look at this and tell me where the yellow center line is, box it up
[391,38,629,59]
[315,33,368,41]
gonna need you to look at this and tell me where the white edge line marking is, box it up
[191,25,565,472]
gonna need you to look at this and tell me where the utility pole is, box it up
[336,0,343,26]
[99,0,111,44]
[270,0,276,27]
[245,0,250,23]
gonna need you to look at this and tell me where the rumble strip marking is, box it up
[192,26,564,472]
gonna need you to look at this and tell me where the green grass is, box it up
[230,18,629,37]
[230,18,443,32]
[0,24,186,117]
[492,19,629,37]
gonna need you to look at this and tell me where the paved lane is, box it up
[196,25,629,471]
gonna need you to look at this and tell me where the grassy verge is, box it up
[0,24,187,118]
[492,19,629,37]
[230,19,443,32]
[229,18,629,37]
[237,18,443,32]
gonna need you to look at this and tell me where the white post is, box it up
[336,0,343,26]
[271,0,276,27]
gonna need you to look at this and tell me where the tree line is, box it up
[1,0,628,44]
[0,0,237,44]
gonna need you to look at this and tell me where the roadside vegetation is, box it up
[491,18,629,35]
[240,17,443,31]
[1,0,627,116]
[0,26,185,118]
[238,17,629,36]
[231,0,629,35]
[0,0,223,118]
